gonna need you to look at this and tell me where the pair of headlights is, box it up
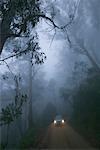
[54,119,64,124]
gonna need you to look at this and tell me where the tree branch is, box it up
[0,43,37,62]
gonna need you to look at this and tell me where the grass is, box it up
[19,124,46,149]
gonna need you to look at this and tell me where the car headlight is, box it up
[62,119,64,123]
[54,120,56,124]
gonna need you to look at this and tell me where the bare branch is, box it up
[49,28,57,48]
[38,13,75,30]
[3,60,15,77]
[0,43,37,62]
[62,28,72,47]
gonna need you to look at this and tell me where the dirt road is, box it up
[39,122,96,149]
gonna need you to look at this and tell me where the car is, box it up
[53,115,65,126]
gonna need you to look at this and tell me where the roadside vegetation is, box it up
[19,124,45,149]
[72,72,100,148]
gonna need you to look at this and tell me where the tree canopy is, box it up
[0,0,41,54]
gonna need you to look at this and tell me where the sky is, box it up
[36,0,81,82]
[37,20,63,80]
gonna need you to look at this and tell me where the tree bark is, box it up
[0,34,7,54]
[0,6,15,54]
[0,22,10,54]
[0,19,10,54]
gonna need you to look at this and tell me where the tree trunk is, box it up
[0,34,8,54]
[28,52,33,128]
[0,9,15,55]
[0,20,10,54]
[6,124,10,147]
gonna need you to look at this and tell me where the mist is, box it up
[0,0,100,149]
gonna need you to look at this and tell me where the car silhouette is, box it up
[54,115,65,126]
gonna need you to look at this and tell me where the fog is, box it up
[0,0,100,149]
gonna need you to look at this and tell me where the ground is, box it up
[38,122,97,149]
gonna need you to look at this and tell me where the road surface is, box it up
[39,122,95,149]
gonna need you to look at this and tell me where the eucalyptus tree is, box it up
[43,0,100,73]
[0,0,41,54]
[70,0,100,73]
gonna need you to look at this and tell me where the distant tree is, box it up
[72,72,100,148]
[72,61,88,87]
[42,102,57,126]
[69,0,100,73]
[28,53,41,128]
[72,39,100,73]
[0,75,27,147]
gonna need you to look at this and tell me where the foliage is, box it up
[0,0,46,63]
[0,94,27,126]
[19,128,38,148]
[26,36,46,65]
[0,143,7,150]
[72,73,100,148]
[0,0,41,36]
[19,126,45,149]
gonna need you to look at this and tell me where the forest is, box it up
[0,0,100,149]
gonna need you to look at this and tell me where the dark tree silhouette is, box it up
[72,72,100,148]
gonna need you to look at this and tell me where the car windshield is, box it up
[55,115,62,120]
